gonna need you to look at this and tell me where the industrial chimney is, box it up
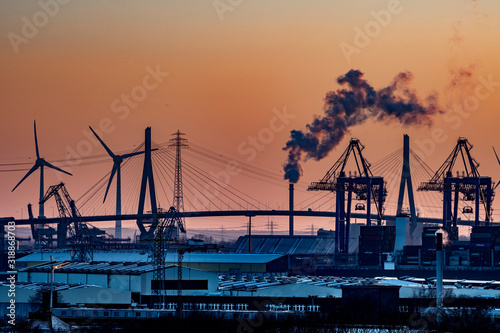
[289,183,294,236]
[436,232,443,309]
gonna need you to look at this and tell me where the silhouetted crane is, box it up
[418,138,493,227]
[40,183,105,261]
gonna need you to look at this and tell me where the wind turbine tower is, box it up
[89,126,146,240]
[12,121,72,219]
[169,130,188,238]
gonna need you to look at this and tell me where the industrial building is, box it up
[231,232,337,255]
[0,281,131,319]
[16,251,288,274]
[31,275,500,328]
[17,262,219,297]
[218,274,500,299]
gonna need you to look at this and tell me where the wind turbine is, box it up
[12,121,72,219]
[89,126,146,240]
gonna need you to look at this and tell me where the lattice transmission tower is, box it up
[169,130,188,238]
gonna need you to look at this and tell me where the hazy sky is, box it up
[1,1,500,238]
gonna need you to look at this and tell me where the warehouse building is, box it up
[17,262,219,297]
[0,281,131,318]
[16,251,288,274]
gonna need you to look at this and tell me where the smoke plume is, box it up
[436,228,451,247]
[448,63,476,93]
[283,69,442,183]
[446,21,477,103]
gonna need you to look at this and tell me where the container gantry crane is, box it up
[418,138,494,227]
[308,138,386,253]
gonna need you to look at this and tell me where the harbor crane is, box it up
[40,183,105,261]
[418,138,494,227]
[308,138,386,253]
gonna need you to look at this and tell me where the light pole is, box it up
[49,256,70,329]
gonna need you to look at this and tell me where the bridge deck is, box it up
[1,210,487,226]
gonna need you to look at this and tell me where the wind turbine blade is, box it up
[122,148,158,159]
[103,164,118,203]
[494,147,500,190]
[12,164,39,192]
[34,120,40,159]
[42,160,73,176]
[89,126,115,158]
[494,147,500,165]
[122,150,146,159]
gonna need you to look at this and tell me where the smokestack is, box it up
[289,183,294,236]
[246,214,255,253]
[436,232,443,309]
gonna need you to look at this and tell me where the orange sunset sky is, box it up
[1,1,500,240]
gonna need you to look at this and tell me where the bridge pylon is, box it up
[137,127,159,240]
[396,135,417,231]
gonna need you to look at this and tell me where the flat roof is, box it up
[231,235,336,255]
[0,281,89,292]
[20,262,174,275]
[18,251,285,265]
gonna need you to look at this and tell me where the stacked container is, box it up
[358,226,395,266]
[470,226,500,267]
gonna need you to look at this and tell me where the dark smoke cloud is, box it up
[283,69,442,183]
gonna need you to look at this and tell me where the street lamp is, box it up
[49,256,70,328]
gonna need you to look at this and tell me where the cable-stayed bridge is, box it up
[2,126,498,254]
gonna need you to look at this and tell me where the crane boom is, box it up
[40,182,104,261]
